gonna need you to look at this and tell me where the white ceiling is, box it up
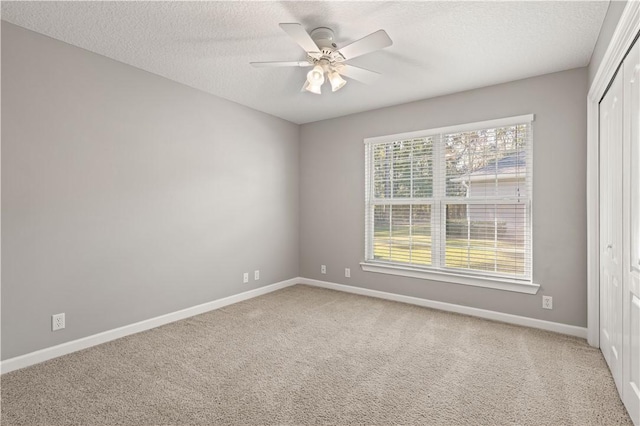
[2,1,609,124]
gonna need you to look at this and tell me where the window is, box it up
[363,115,535,292]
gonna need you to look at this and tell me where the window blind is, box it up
[364,115,533,282]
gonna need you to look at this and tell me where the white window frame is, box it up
[361,114,540,294]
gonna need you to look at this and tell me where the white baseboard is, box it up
[0,278,299,374]
[2,276,588,374]
[299,278,588,339]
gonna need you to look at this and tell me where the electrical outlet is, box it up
[254,270,260,281]
[52,313,65,331]
[321,265,326,274]
[345,268,351,278]
[542,295,553,310]
[243,272,249,283]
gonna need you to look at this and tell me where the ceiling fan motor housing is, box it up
[310,27,337,49]
[306,28,345,67]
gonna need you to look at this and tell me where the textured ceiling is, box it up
[2,1,609,124]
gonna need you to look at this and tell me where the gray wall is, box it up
[589,0,628,87]
[1,23,300,360]
[300,67,588,327]
[1,19,594,361]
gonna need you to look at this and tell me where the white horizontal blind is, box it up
[365,115,533,282]
[366,137,435,266]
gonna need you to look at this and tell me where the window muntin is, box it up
[365,116,533,282]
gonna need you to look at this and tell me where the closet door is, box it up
[623,39,640,425]
[600,69,624,393]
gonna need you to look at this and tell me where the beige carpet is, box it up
[1,284,632,425]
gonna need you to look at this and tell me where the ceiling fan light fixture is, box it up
[306,65,325,85]
[328,71,347,92]
[252,23,393,97]
[303,80,322,95]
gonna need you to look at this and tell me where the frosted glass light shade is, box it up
[328,71,347,92]
[306,65,325,85]
[303,80,322,95]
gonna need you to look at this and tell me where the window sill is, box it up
[359,262,540,294]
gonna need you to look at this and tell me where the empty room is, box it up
[1,1,639,424]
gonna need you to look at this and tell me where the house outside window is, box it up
[362,115,536,293]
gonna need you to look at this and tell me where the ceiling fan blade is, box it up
[250,61,311,68]
[338,65,381,85]
[279,23,320,54]
[337,30,392,60]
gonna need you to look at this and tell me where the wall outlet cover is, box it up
[542,295,553,310]
[52,313,65,331]
[243,272,249,284]
[345,268,351,278]
[321,265,326,274]
[254,270,260,281]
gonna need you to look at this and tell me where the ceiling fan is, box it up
[250,23,393,94]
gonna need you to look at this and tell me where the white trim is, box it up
[1,276,587,374]
[587,1,640,348]
[360,261,539,294]
[589,5,640,101]
[364,114,535,145]
[300,277,586,339]
[0,278,299,374]
[587,99,600,348]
